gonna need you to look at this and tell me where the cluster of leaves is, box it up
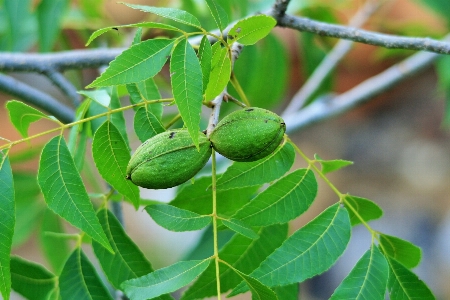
[0,1,437,300]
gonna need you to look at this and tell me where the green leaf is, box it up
[145,204,212,232]
[273,284,299,300]
[204,45,231,101]
[88,39,174,87]
[229,33,288,109]
[228,15,276,45]
[86,22,182,46]
[59,248,113,300]
[230,203,351,295]
[123,4,202,29]
[10,256,57,300]
[68,99,91,171]
[330,246,388,300]
[386,256,435,300]
[182,224,288,299]
[109,86,130,150]
[170,176,259,217]
[92,121,140,209]
[11,172,44,248]
[38,135,112,252]
[4,0,36,52]
[227,266,277,300]
[86,99,108,134]
[36,0,68,52]
[92,209,157,290]
[216,141,295,190]
[233,168,317,226]
[344,195,383,226]
[222,218,259,239]
[380,234,422,269]
[314,154,353,174]
[79,89,111,107]
[6,100,52,138]
[170,38,203,148]
[127,77,163,115]
[122,259,211,300]
[39,209,70,274]
[205,0,228,31]
[198,36,212,93]
[134,107,166,142]
[0,154,14,300]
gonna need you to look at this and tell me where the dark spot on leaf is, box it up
[264,120,268,123]
[245,108,254,112]
[169,132,176,139]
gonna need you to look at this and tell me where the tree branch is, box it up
[283,47,442,132]
[0,73,75,123]
[43,69,81,107]
[282,0,381,115]
[277,13,450,55]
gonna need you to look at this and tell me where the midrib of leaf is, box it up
[10,273,56,285]
[105,122,138,201]
[356,247,382,299]
[103,211,140,278]
[238,168,311,221]
[258,204,342,280]
[151,206,209,221]
[387,257,415,299]
[126,259,211,289]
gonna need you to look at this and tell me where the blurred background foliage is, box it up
[1,0,450,299]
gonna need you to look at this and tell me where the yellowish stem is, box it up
[211,149,221,300]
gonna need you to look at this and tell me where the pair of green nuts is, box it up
[126,107,286,189]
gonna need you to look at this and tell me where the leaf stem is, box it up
[164,113,182,129]
[0,98,174,151]
[211,149,222,300]
[230,73,250,106]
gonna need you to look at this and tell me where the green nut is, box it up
[126,129,212,189]
[209,107,286,162]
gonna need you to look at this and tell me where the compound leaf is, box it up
[228,15,276,45]
[10,256,57,300]
[122,259,211,300]
[0,154,14,300]
[205,0,228,32]
[6,100,53,138]
[216,141,295,190]
[59,248,113,300]
[386,256,435,300]
[88,39,174,87]
[344,195,383,226]
[227,266,277,300]
[123,4,202,29]
[204,45,231,101]
[170,38,203,148]
[230,203,351,295]
[145,205,211,232]
[233,168,317,226]
[380,234,422,269]
[38,135,112,252]
[330,246,388,300]
[222,218,259,240]
[92,121,140,209]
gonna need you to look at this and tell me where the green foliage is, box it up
[0,2,437,299]
[0,154,14,300]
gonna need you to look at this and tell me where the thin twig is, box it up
[283,45,443,132]
[43,69,81,107]
[0,73,75,123]
[282,0,381,115]
[277,13,450,55]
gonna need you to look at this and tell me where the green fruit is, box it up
[126,129,212,189]
[209,107,286,162]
